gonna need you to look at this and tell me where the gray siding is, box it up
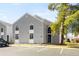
[0,23,6,41]
[0,21,13,43]
[0,13,60,44]
[6,25,13,43]
[51,32,60,44]
[13,14,45,44]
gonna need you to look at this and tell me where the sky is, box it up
[0,3,57,24]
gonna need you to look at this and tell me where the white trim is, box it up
[15,31,19,34]
[15,40,19,44]
[29,30,34,33]
[29,39,34,43]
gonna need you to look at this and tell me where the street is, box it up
[0,46,79,56]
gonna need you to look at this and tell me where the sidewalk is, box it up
[10,44,68,48]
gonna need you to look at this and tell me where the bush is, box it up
[75,39,79,43]
[64,39,79,48]
[64,39,70,44]
[67,43,79,48]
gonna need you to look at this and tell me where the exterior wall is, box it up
[51,32,60,44]
[43,24,49,43]
[0,23,6,41]
[0,21,13,43]
[0,14,60,44]
[13,14,45,44]
[6,25,13,43]
[43,22,60,44]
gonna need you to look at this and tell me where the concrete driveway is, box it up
[0,45,79,56]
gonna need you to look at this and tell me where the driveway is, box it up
[0,45,79,56]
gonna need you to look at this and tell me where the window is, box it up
[1,28,3,32]
[30,25,33,30]
[30,33,33,39]
[15,34,19,39]
[16,26,19,31]
[48,27,51,33]
[1,35,3,39]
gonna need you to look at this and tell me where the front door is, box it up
[48,35,51,43]
[7,35,9,43]
[48,27,51,43]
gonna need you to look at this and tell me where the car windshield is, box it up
[0,38,5,42]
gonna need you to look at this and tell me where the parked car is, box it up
[73,35,79,43]
[0,38,9,47]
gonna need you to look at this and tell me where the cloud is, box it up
[0,14,12,23]
[0,15,8,20]
[2,16,8,19]
[11,3,23,6]
[11,3,30,6]
[28,10,57,22]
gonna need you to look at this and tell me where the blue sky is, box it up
[0,3,57,24]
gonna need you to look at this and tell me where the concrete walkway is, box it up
[10,44,68,48]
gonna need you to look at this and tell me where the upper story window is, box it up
[30,25,33,30]
[1,28,3,32]
[15,26,19,35]
[48,27,51,33]
[16,26,19,31]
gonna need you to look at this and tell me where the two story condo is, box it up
[0,13,60,44]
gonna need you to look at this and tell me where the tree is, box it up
[48,3,70,44]
[48,3,79,44]
[64,4,79,35]
[69,19,79,36]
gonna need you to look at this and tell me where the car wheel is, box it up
[0,45,1,47]
[6,44,9,47]
[1,45,3,47]
[3,45,5,47]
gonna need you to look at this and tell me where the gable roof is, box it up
[0,20,12,27]
[13,13,31,24]
[13,13,52,26]
[34,15,52,25]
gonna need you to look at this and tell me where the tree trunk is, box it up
[60,22,64,45]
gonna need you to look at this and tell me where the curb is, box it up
[10,44,68,48]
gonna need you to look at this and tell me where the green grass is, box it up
[64,39,79,48]
[67,43,79,48]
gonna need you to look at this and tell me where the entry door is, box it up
[48,27,51,43]
[48,35,51,43]
[7,35,9,42]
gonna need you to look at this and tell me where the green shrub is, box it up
[67,43,79,48]
[64,39,79,48]
[64,39,70,44]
